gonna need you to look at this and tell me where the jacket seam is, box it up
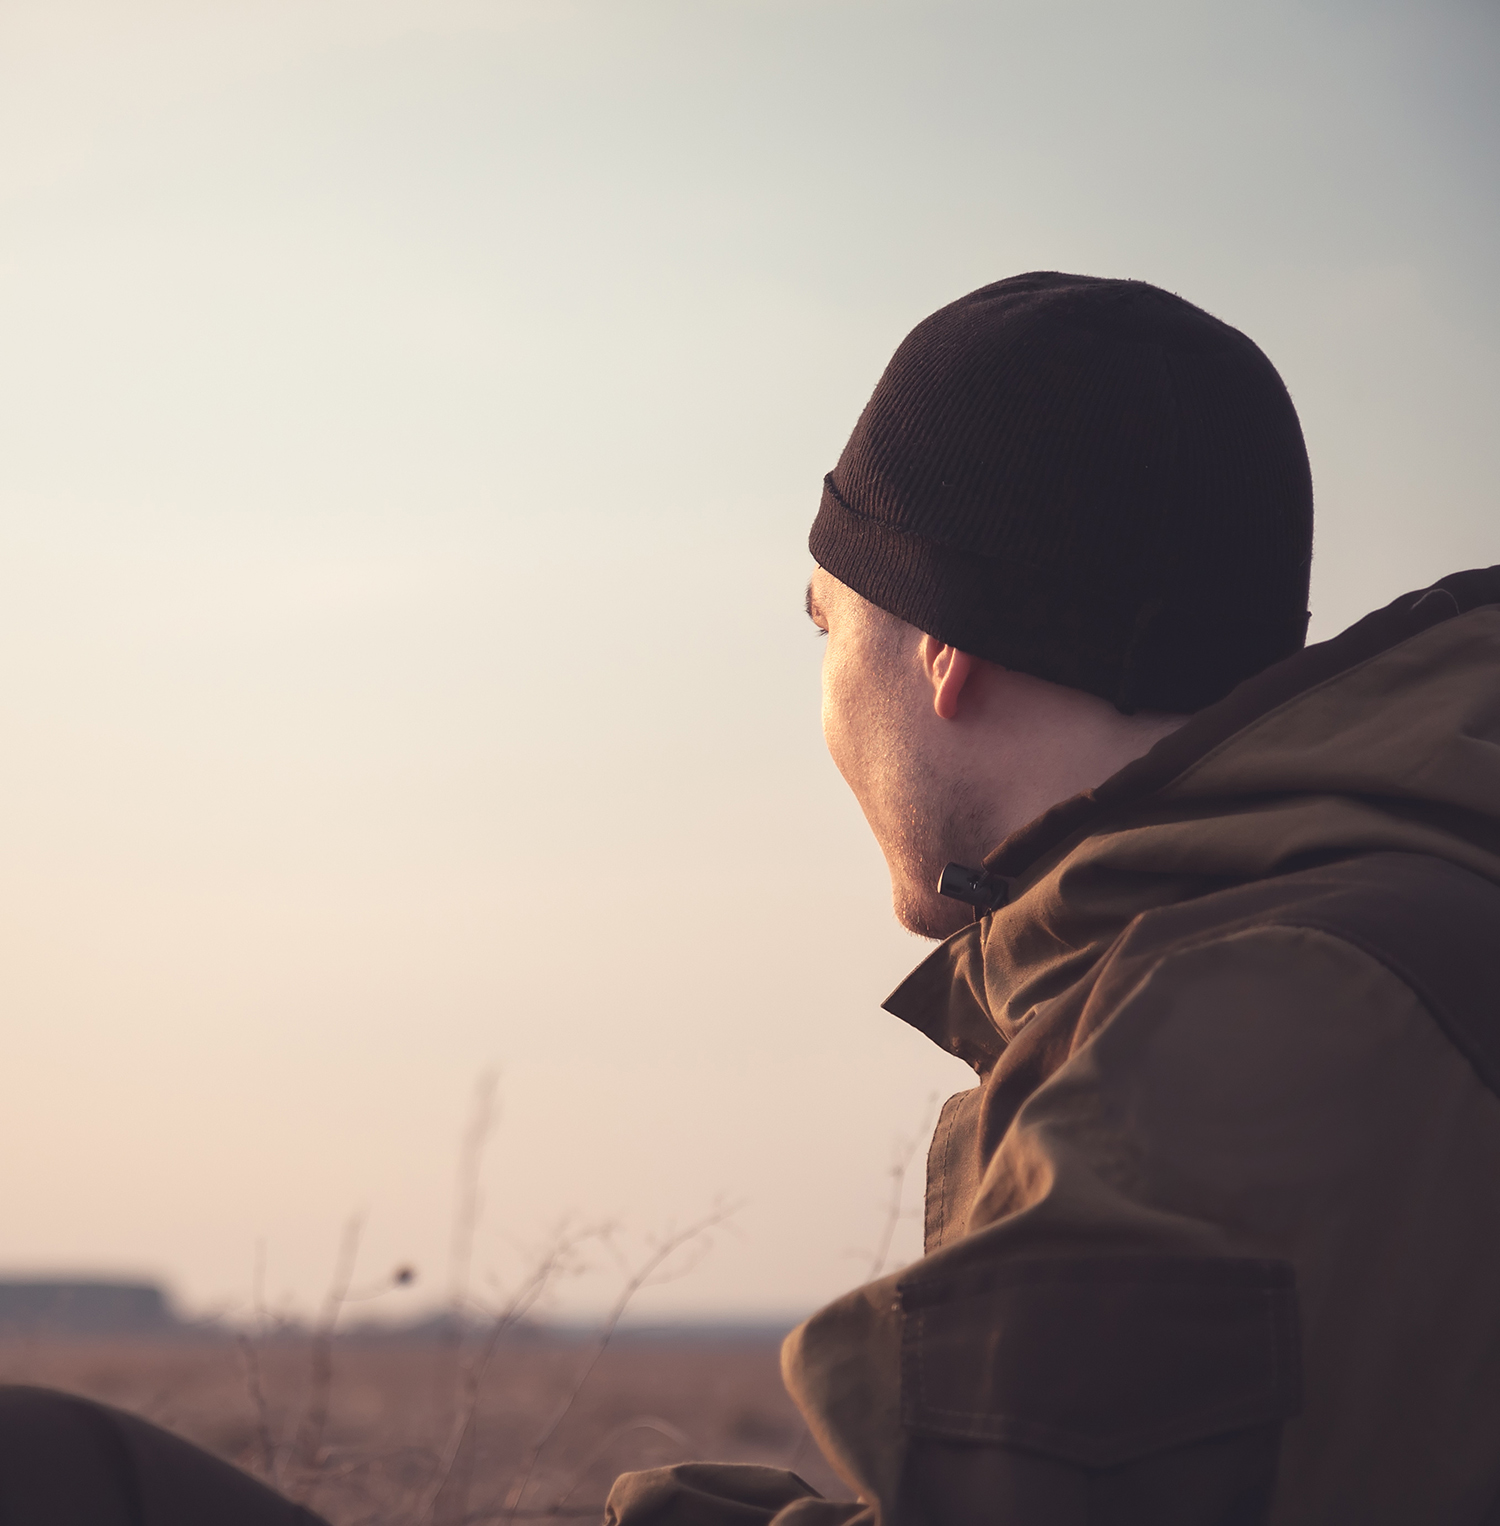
[938,1102,959,1251]
[1275,915,1500,1106]
[1160,610,1500,799]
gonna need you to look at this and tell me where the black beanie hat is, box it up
[809,272,1313,713]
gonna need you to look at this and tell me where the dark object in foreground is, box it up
[0,1387,326,1526]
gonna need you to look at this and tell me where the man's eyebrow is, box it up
[805,580,821,622]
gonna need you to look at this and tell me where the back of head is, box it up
[809,272,1314,713]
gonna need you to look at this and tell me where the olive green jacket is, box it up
[609,570,1500,1526]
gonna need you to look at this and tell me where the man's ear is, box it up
[920,636,979,720]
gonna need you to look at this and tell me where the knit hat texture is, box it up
[809,272,1314,713]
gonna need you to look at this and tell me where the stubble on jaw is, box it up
[888,764,993,940]
[856,620,995,940]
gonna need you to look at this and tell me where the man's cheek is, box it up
[820,686,840,761]
[821,702,866,796]
[820,657,852,763]
[823,720,857,789]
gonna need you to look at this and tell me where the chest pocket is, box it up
[897,1255,1300,1526]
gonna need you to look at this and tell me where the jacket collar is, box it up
[983,570,1500,888]
[881,920,1004,1073]
[881,567,1500,1064]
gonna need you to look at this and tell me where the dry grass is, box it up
[0,1328,853,1523]
[0,1081,911,1520]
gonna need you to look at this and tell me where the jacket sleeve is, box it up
[603,1462,867,1526]
[784,925,1486,1525]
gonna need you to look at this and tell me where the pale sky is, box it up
[1,0,1496,1322]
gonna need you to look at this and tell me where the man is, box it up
[605,272,1500,1523]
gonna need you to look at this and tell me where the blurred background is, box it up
[0,0,1496,1324]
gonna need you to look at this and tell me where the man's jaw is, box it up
[890,859,978,941]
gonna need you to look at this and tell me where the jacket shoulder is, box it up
[1119,852,1500,1100]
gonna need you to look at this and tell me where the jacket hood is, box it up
[886,566,1500,1068]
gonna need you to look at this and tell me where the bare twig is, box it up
[430,1069,502,1525]
[414,1227,599,1526]
[864,1093,939,1282]
[786,1095,943,1476]
[237,1240,280,1485]
[506,1201,742,1517]
[341,1264,418,1304]
[292,1215,364,1481]
[237,1335,279,1482]
[549,1418,689,1508]
[450,1069,501,1315]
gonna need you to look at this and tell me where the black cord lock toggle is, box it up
[937,862,1010,911]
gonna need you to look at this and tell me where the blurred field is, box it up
[0,1328,853,1523]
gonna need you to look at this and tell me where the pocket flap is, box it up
[899,1256,1301,1469]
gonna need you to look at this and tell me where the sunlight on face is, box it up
[806,569,974,939]
[805,567,897,811]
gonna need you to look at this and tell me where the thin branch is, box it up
[433,1068,501,1526]
[237,1335,279,1482]
[450,1069,501,1314]
[864,1093,940,1282]
[413,1228,599,1526]
[237,1239,279,1485]
[292,1214,364,1480]
[549,1418,689,1509]
[505,1201,741,1517]
[789,1095,943,1474]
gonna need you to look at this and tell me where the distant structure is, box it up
[0,1280,178,1335]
